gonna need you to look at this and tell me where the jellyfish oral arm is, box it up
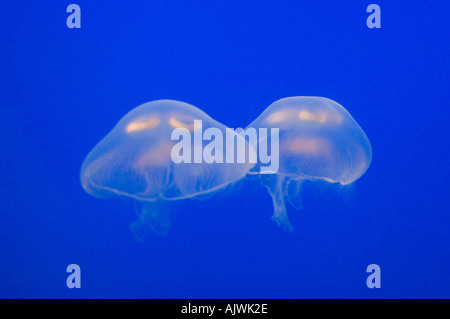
[129,200,171,241]
[262,174,293,232]
[286,178,304,210]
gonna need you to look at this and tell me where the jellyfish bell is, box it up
[247,96,372,231]
[80,99,255,241]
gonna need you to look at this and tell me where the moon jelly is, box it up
[247,97,372,231]
[80,100,255,240]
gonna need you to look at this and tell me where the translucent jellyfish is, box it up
[80,99,255,241]
[247,96,372,231]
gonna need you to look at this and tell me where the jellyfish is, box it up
[80,99,255,241]
[247,96,372,231]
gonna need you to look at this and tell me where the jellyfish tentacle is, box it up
[261,174,293,232]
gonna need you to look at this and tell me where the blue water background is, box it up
[1,1,449,298]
